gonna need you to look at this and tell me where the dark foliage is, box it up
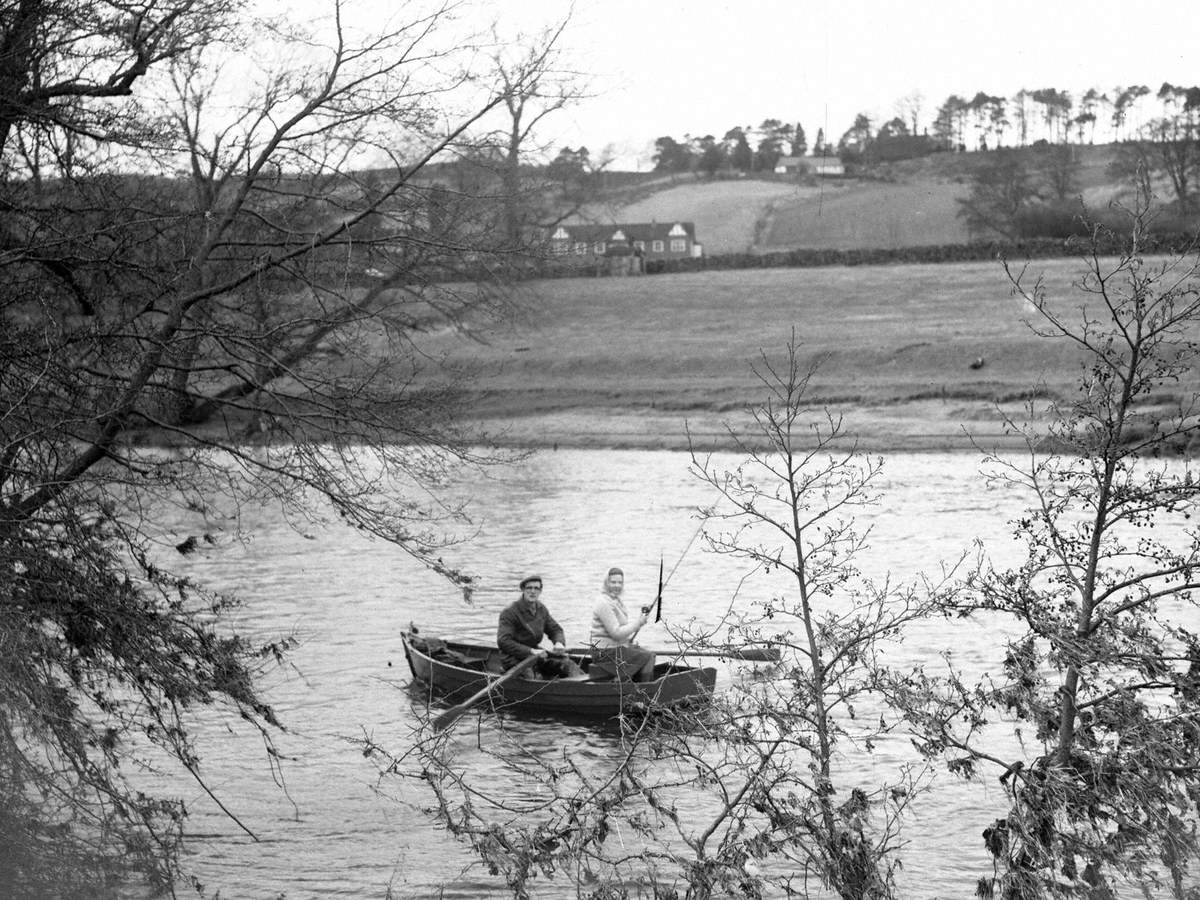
[0,499,288,896]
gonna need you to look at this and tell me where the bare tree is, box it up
[0,0,570,893]
[485,16,591,251]
[389,338,952,899]
[894,191,1200,898]
[956,149,1039,240]
[686,338,952,899]
[1141,83,1200,212]
[1031,143,1081,203]
[895,90,924,136]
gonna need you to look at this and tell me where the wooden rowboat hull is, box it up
[402,632,716,718]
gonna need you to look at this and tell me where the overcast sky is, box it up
[497,0,1197,169]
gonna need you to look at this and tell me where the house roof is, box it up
[551,221,696,243]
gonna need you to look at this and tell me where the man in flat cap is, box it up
[497,575,578,678]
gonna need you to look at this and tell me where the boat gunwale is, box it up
[402,632,716,714]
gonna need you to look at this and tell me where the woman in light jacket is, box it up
[589,567,656,682]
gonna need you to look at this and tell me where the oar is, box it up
[566,645,780,662]
[431,654,539,732]
[652,645,780,662]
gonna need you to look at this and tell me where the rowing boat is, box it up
[402,629,717,720]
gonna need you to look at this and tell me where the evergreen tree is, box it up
[696,134,726,177]
[792,121,807,156]
[652,135,695,173]
[724,126,754,172]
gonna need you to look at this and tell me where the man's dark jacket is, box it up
[497,598,565,669]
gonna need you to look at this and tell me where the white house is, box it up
[774,155,845,177]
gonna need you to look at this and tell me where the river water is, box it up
[156,448,1091,898]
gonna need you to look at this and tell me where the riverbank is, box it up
[470,397,1046,453]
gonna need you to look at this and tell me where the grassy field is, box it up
[577,179,809,254]
[417,253,1198,451]
[757,180,970,250]
[578,144,1129,256]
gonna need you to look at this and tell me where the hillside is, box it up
[755,180,969,250]
[367,145,1184,453]
[580,144,1129,256]
[574,179,812,255]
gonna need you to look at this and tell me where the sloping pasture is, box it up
[577,144,1132,258]
[577,178,816,254]
[758,179,971,250]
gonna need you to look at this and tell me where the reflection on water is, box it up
[157,449,1046,898]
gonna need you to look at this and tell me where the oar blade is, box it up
[726,646,780,662]
[429,653,539,733]
[432,703,468,732]
[429,705,470,734]
[669,646,781,662]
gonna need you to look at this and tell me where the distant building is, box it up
[774,155,845,177]
[548,221,702,264]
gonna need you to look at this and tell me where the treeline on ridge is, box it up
[646,82,1200,175]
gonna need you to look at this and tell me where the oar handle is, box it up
[431,653,539,732]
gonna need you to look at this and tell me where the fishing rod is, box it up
[648,556,664,623]
[643,516,706,623]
